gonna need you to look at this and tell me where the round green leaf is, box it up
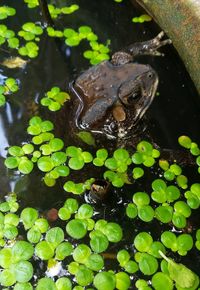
[13,260,33,283]
[93,272,116,290]
[66,219,87,239]
[35,241,54,260]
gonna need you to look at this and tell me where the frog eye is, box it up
[125,89,141,105]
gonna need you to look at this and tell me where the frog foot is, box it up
[147,31,172,56]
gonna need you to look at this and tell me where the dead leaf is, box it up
[1,57,28,69]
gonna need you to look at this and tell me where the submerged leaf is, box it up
[77,131,96,146]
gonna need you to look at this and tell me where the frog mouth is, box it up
[122,75,159,125]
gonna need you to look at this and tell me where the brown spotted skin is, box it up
[73,61,158,139]
[71,33,171,140]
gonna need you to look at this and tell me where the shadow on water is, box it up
[0,0,200,275]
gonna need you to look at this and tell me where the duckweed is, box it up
[3,114,200,288]
[0,25,17,48]
[0,177,199,290]
[62,26,110,64]
[0,77,19,107]
[0,6,16,20]
[18,22,43,41]
[132,14,152,23]
[18,41,39,58]
[41,86,70,111]
[48,4,79,19]
[24,0,39,8]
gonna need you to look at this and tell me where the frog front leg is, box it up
[112,31,172,65]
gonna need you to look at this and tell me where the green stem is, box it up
[159,250,170,263]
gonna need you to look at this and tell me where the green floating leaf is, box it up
[55,241,73,260]
[178,135,192,149]
[12,260,33,283]
[18,158,34,174]
[152,272,173,290]
[0,269,16,286]
[138,252,158,276]
[46,227,64,248]
[4,156,19,169]
[115,272,131,290]
[37,156,54,172]
[117,249,130,267]
[132,167,144,179]
[103,222,123,243]
[19,41,39,58]
[20,207,38,229]
[132,14,152,23]
[12,241,34,262]
[0,6,16,20]
[126,203,138,219]
[134,232,153,252]
[24,0,39,9]
[90,231,109,253]
[61,4,79,14]
[93,271,116,290]
[47,27,63,38]
[73,244,91,264]
[85,253,104,271]
[35,241,54,260]
[159,251,198,289]
[36,277,56,290]
[55,277,72,290]
[66,219,88,239]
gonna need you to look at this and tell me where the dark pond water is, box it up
[0,0,200,280]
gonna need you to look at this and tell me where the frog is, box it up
[70,32,171,143]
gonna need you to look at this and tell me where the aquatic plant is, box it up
[0,24,18,49]
[40,86,70,111]
[0,6,16,20]
[63,26,110,64]
[0,78,19,107]
[48,3,79,18]
[132,14,152,23]
[18,22,43,42]
[24,0,39,9]
[2,131,200,287]
[0,3,109,64]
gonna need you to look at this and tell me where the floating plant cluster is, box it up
[40,86,70,111]
[132,14,152,23]
[0,3,110,64]
[4,116,162,191]
[0,2,150,65]
[3,111,200,289]
[3,112,200,289]
[0,191,200,289]
[0,6,16,20]
[24,0,79,16]
[0,77,19,107]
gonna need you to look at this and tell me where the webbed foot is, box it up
[145,31,172,56]
[111,31,172,65]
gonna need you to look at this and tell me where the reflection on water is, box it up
[0,114,9,157]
